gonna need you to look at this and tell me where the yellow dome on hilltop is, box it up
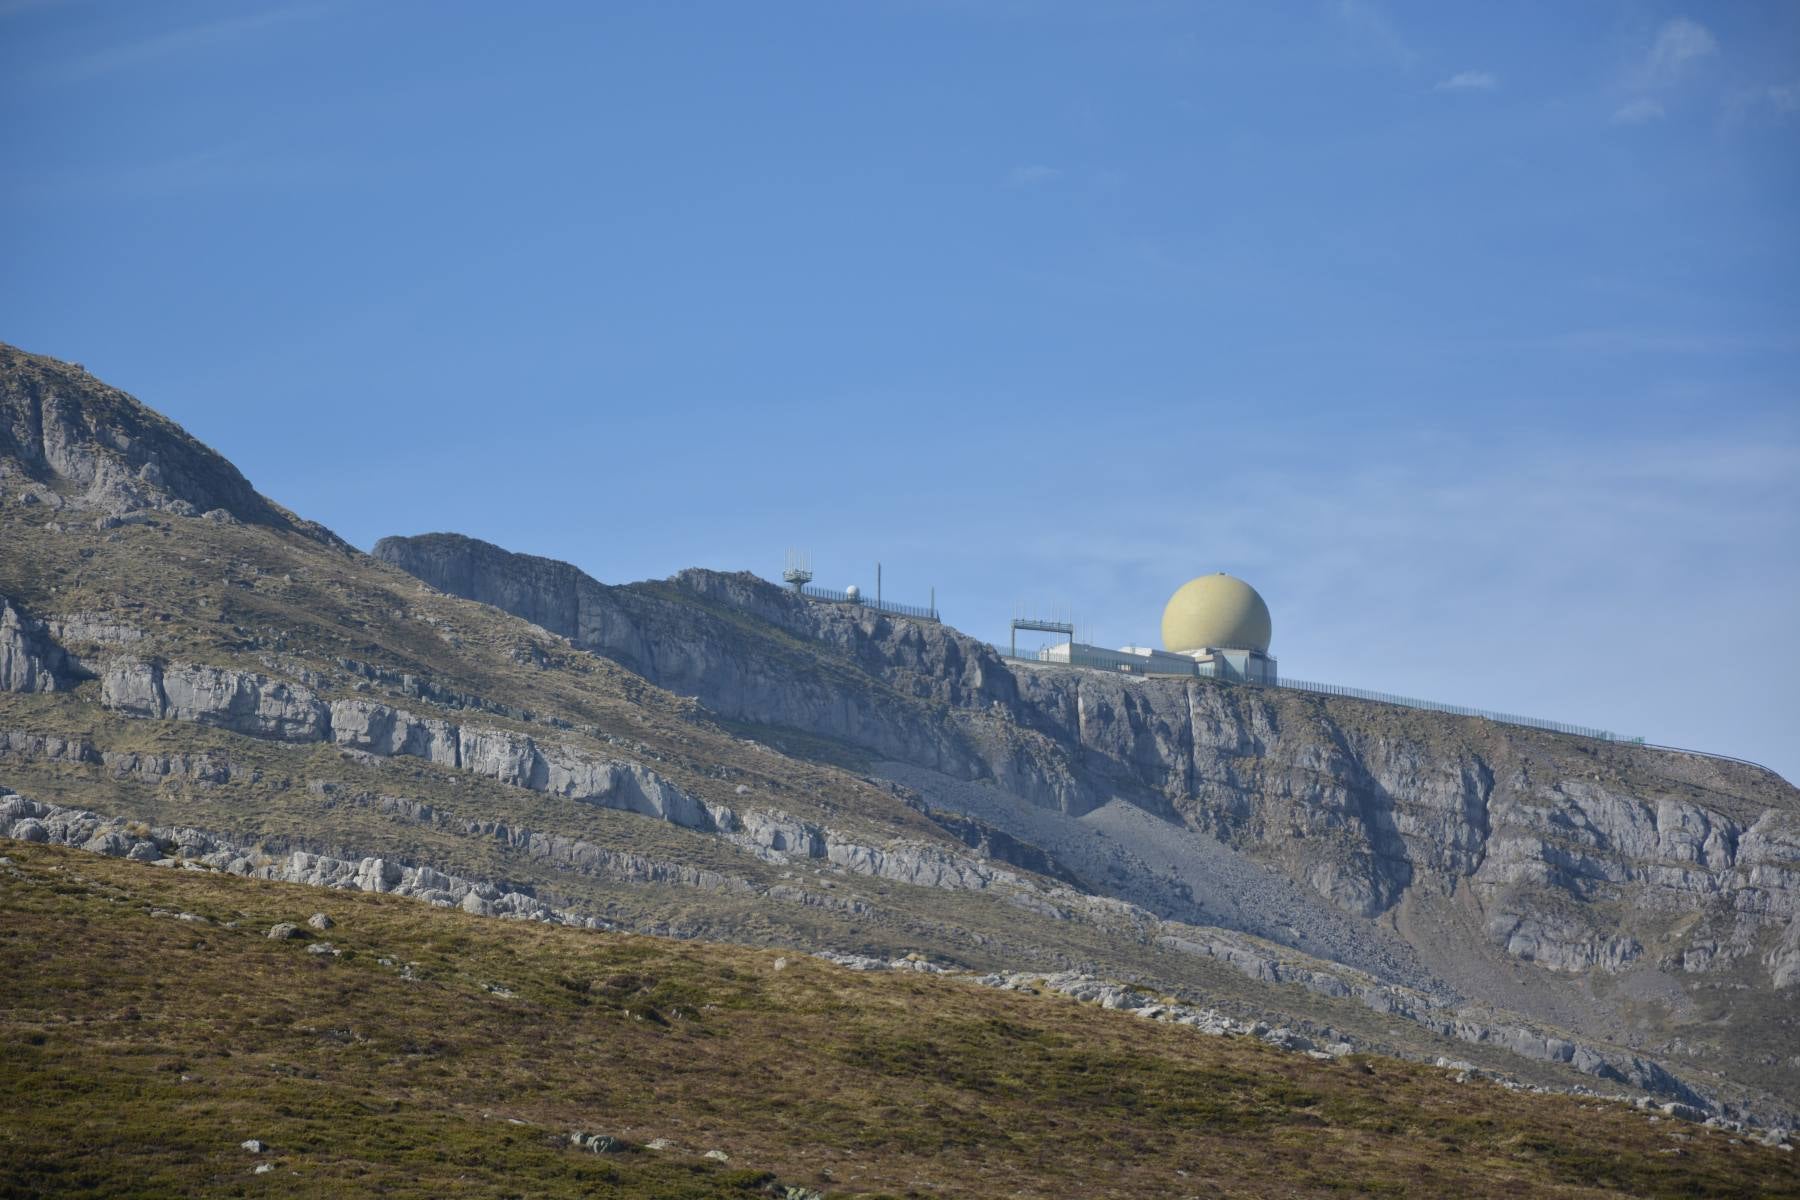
[1161,573,1272,654]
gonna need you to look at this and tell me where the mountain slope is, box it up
[372,532,1800,1112]
[5,841,1796,1200]
[0,341,1795,1138]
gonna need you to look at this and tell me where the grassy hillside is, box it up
[1,843,1793,1200]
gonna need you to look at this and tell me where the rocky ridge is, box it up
[375,535,1800,995]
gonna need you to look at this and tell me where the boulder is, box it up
[10,818,48,843]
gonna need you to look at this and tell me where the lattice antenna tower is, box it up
[782,548,814,594]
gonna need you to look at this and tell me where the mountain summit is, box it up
[0,342,338,542]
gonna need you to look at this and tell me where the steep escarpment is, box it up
[376,533,1800,1004]
[375,537,1072,799]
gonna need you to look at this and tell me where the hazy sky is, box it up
[4,1,1797,779]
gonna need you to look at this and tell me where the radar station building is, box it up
[1035,572,1277,683]
[1159,572,1276,682]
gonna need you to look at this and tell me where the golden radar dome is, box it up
[1161,573,1272,655]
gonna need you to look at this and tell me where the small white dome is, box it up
[845,585,861,601]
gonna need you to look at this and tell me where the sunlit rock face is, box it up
[377,534,1800,988]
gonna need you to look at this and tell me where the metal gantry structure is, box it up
[1010,605,1075,659]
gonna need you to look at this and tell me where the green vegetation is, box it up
[2,843,1793,1199]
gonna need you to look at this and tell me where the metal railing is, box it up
[1271,675,1623,741]
[1004,643,1221,677]
[799,583,939,622]
[997,644,1630,743]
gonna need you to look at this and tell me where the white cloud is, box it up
[1435,70,1497,92]
[1613,97,1665,124]
[1007,164,1063,188]
[1645,16,1718,86]
[1611,16,1718,122]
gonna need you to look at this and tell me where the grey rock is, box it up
[0,343,337,537]
[329,700,459,765]
[46,611,143,648]
[266,923,303,940]
[306,912,333,931]
[379,538,1800,995]
[1,596,82,693]
[240,1139,267,1153]
[100,661,330,742]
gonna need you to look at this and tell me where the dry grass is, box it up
[1,843,1793,1200]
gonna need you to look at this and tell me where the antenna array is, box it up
[781,548,813,593]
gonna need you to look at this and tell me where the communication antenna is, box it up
[782,549,813,594]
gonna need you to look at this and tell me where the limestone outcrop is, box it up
[328,699,460,766]
[375,535,1800,990]
[0,596,83,693]
[0,793,597,925]
[0,342,339,539]
[101,660,331,742]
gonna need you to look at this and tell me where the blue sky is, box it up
[3,1,1797,778]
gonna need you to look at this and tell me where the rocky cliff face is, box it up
[0,342,337,540]
[375,534,1800,995]
[1,596,84,693]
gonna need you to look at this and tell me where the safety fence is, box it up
[998,644,1630,743]
[1002,643,1222,677]
[1272,675,1624,741]
[800,583,939,622]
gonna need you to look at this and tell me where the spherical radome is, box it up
[845,585,861,601]
[1161,573,1272,654]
